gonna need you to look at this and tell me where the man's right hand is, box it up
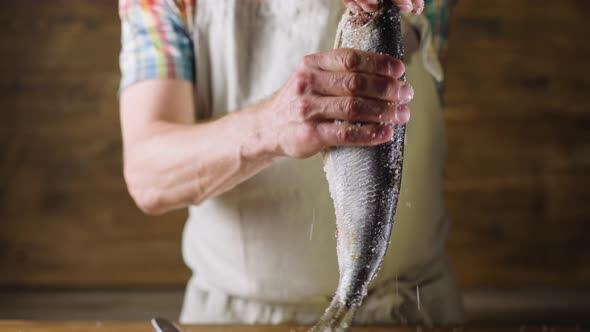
[343,0,425,14]
[260,48,414,159]
[120,50,413,214]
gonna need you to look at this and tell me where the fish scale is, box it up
[309,2,405,331]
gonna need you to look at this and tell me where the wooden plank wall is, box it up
[444,0,590,288]
[0,0,588,289]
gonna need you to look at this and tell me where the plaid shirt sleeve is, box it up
[119,0,196,90]
[118,0,452,90]
[425,0,457,69]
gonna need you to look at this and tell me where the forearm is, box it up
[123,101,279,215]
[122,47,413,216]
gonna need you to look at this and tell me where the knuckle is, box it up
[342,50,361,71]
[337,126,361,142]
[381,77,398,100]
[343,126,359,142]
[294,97,313,121]
[343,98,362,119]
[343,73,364,94]
[293,70,313,95]
[336,127,348,142]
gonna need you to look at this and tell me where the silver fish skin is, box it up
[310,2,405,332]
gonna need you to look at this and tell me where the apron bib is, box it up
[180,0,463,325]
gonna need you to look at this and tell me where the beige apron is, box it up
[180,0,464,325]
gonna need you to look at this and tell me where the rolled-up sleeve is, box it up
[119,0,195,90]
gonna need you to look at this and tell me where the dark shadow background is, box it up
[0,0,589,324]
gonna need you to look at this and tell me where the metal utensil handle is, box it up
[151,318,183,332]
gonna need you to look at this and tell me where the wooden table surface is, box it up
[0,321,585,332]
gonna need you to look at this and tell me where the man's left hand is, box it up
[343,0,424,15]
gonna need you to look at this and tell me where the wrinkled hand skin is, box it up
[343,0,424,15]
[264,48,414,160]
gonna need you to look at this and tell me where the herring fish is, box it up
[310,2,406,331]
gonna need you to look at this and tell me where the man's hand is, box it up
[120,50,412,214]
[343,0,424,14]
[260,49,413,159]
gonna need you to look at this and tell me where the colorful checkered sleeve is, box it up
[425,0,457,68]
[118,0,452,90]
[119,0,196,90]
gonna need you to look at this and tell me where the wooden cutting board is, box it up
[0,321,585,332]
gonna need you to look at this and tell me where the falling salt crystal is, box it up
[416,285,421,311]
[309,208,316,241]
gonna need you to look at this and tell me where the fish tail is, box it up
[308,298,357,332]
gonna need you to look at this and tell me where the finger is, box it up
[343,0,363,12]
[392,0,413,13]
[316,122,394,147]
[303,49,404,78]
[311,97,410,124]
[310,70,414,104]
[353,0,381,13]
[411,0,425,14]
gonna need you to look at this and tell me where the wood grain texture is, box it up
[0,321,585,332]
[0,1,190,287]
[0,0,588,289]
[443,0,590,288]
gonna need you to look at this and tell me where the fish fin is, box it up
[308,298,357,332]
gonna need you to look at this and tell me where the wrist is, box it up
[236,98,284,163]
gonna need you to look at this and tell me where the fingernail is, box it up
[399,4,412,13]
[395,106,411,123]
[388,60,403,78]
[398,83,414,104]
[360,0,381,12]
[348,2,362,12]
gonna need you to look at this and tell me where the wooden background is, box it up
[0,0,589,291]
